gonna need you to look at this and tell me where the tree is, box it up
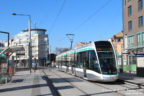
[55,47,70,54]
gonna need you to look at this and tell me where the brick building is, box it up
[109,32,124,71]
[123,0,144,76]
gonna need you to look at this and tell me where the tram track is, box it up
[42,69,61,96]
[46,68,126,96]
[60,71,127,96]
[43,68,144,96]
[90,79,144,96]
[118,80,144,93]
[45,69,90,96]
[90,81,126,96]
[57,69,144,96]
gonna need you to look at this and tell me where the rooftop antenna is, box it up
[99,35,101,40]
[34,21,37,29]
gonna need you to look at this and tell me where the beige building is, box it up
[123,0,144,76]
[109,32,124,71]
[74,42,89,48]
[111,32,123,56]
[10,29,49,66]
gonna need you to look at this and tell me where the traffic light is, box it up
[0,50,5,58]
[0,51,9,58]
[5,52,9,56]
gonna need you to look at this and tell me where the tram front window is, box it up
[89,50,100,73]
[95,42,117,74]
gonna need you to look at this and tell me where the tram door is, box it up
[83,52,89,77]
[71,53,75,74]
[65,55,69,72]
[83,60,87,77]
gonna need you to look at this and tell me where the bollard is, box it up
[5,77,7,84]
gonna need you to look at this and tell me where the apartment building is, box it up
[0,40,5,48]
[11,29,49,66]
[123,0,144,76]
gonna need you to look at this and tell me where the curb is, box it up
[119,79,144,87]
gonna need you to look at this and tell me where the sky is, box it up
[0,0,122,53]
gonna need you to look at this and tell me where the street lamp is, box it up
[12,13,32,73]
[66,34,75,49]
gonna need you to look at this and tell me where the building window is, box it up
[137,33,142,46]
[128,21,132,31]
[137,32,144,47]
[128,5,132,16]
[128,35,135,48]
[143,33,144,44]
[128,0,131,2]
[124,0,126,5]
[138,16,143,27]
[138,0,143,11]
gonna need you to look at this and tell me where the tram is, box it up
[56,41,118,82]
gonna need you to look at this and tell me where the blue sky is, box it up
[0,0,122,53]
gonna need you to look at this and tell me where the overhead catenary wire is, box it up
[48,0,66,53]
[48,0,66,36]
[50,0,112,52]
[56,36,67,42]
[70,0,113,33]
[54,0,112,44]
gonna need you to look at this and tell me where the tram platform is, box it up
[0,69,57,96]
[119,72,144,86]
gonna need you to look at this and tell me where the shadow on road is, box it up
[42,76,61,96]
[0,84,47,93]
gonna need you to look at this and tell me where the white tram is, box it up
[56,41,118,82]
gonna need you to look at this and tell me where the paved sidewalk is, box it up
[119,72,144,86]
[0,69,54,96]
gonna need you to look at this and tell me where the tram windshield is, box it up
[95,41,117,74]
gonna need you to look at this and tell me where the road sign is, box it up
[136,54,144,57]
[122,50,129,54]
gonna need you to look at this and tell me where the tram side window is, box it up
[83,51,89,68]
[67,55,70,66]
[73,53,77,67]
[62,56,65,66]
[70,54,74,67]
[76,53,79,68]
[69,54,71,66]
[75,53,79,68]
[82,52,87,68]
[61,56,63,66]
[71,54,75,67]
[76,52,84,68]
[77,52,82,68]
[89,50,100,73]
[64,55,68,66]
[60,57,62,66]
[57,59,61,66]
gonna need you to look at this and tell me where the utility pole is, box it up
[66,34,75,49]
